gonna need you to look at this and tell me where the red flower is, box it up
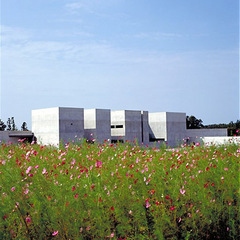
[206,167,210,171]
[170,206,176,210]
[74,194,78,199]
[165,195,170,200]
[111,206,114,211]
[204,183,209,188]
[72,186,76,191]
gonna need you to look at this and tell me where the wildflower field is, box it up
[0,140,239,239]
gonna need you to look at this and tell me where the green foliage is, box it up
[186,115,203,129]
[204,119,240,136]
[0,119,6,131]
[0,142,239,239]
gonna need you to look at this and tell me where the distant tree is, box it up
[11,117,16,131]
[186,115,203,129]
[7,118,11,131]
[6,117,18,131]
[0,119,6,131]
[204,119,240,136]
[21,122,28,131]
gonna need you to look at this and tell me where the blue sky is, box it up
[1,0,239,129]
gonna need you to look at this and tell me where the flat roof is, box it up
[9,131,34,137]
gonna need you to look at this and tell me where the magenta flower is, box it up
[180,189,186,195]
[110,232,114,238]
[24,189,29,195]
[26,216,31,223]
[26,166,32,174]
[146,202,151,208]
[11,187,15,192]
[52,231,58,236]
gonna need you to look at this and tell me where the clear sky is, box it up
[1,0,239,130]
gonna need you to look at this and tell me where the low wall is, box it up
[0,131,34,144]
[186,128,228,143]
[0,131,20,144]
[202,136,240,145]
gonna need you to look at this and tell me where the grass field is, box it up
[0,140,239,239]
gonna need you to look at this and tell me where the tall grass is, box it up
[0,140,239,239]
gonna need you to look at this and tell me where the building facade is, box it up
[30,107,228,147]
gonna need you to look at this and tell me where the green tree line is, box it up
[0,117,28,131]
[186,115,240,136]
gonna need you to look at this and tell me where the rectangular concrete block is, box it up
[32,107,84,145]
[84,109,111,142]
[59,107,84,144]
[166,112,186,146]
[149,112,167,141]
[32,107,60,145]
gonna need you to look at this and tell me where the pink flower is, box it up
[42,168,47,174]
[95,160,102,168]
[72,186,76,191]
[24,189,29,195]
[224,168,228,171]
[146,202,151,208]
[26,166,32,174]
[110,232,114,238]
[26,216,31,223]
[52,231,58,236]
[180,189,186,195]
[11,187,15,192]
[170,206,176,210]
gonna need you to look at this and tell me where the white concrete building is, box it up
[29,106,229,147]
[111,110,149,143]
[84,109,111,142]
[149,112,186,146]
[32,107,84,145]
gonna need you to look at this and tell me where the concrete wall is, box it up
[84,109,111,142]
[111,110,125,141]
[0,131,19,144]
[32,107,84,145]
[202,136,240,145]
[148,112,167,141]
[31,106,229,147]
[0,131,34,144]
[141,111,150,144]
[186,128,228,144]
[59,107,84,144]
[32,107,60,145]
[166,112,186,146]
[125,110,142,142]
[111,110,143,142]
